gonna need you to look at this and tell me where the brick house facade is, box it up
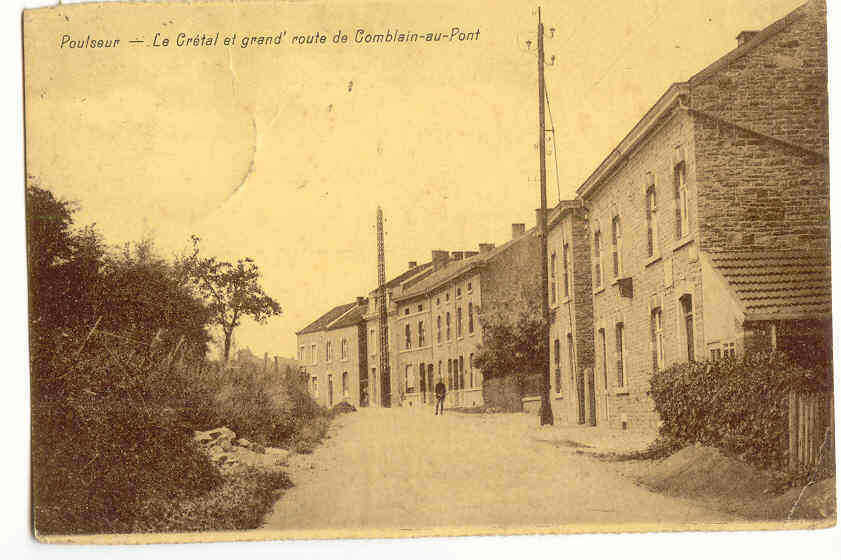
[552,0,830,430]
[296,298,369,409]
[546,200,595,425]
[391,224,541,410]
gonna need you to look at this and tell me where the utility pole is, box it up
[376,206,392,408]
[537,7,554,426]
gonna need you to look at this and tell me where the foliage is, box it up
[473,283,548,381]
[650,352,832,472]
[26,183,321,535]
[181,236,282,362]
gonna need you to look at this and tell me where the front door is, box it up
[587,368,597,426]
[328,374,334,408]
[577,372,586,424]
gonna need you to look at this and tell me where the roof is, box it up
[709,250,831,321]
[381,262,433,290]
[393,230,537,302]
[296,302,357,335]
[327,302,368,330]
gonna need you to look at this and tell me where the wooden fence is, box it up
[788,390,834,471]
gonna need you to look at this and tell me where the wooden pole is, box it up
[537,6,553,426]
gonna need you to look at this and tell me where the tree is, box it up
[182,236,282,362]
[473,282,548,388]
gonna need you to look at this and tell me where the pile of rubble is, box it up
[193,427,290,475]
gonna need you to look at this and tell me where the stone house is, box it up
[296,298,369,409]
[390,223,542,411]
[546,200,595,426]
[363,261,434,408]
[567,0,830,430]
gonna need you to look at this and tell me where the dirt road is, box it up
[260,407,735,537]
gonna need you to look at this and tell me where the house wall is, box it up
[395,270,485,409]
[584,110,701,431]
[692,0,829,254]
[547,207,593,425]
[298,322,366,409]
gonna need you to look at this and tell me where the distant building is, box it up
[553,0,830,430]
[296,297,369,408]
[391,222,541,410]
[363,261,434,408]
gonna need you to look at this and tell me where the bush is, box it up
[650,352,832,472]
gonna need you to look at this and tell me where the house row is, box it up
[545,0,830,429]
[296,225,541,410]
[297,0,831,425]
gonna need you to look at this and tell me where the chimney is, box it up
[408,261,417,269]
[736,30,759,47]
[451,251,464,261]
[464,250,479,258]
[479,243,495,254]
[512,223,526,239]
[356,296,365,305]
[431,250,449,270]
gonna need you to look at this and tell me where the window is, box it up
[468,302,474,333]
[418,304,423,312]
[342,372,348,398]
[724,342,735,358]
[710,348,722,361]
[681,295,695,362]
[404,307,409,316]
[311,376,319,396]
[554,338,561,394]
[370,329,376,354]
[459,356,465,389]
[612,215,623,278]
[646,174,659,258]
[327,340,334,362]
[593,228,603,289]
[436,297,440,305]
[298,345,305,361]
[469,353,474,388]
[311,344,317,364]
[550,252,557,304]
[456,307,463,337]
[437,315,442,343]
[341,338,348,360]
[405,364,413,392]
[651,308,664,371]
[674,159,689,239]
[456,287,462,298]
[615,323,625,388]
[467,281,472,292]
[447,359,453,389]
[446,312,451,340]
[445,292,450,302]
[418,320,425,346]
[405,323,412,349]
[420,364,426,393]
[563,242,570,297]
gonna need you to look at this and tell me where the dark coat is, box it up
[434,381,446,398]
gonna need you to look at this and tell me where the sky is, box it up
[23,0,808,359]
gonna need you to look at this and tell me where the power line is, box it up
[544,87,562,204]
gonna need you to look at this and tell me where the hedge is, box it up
[650,352,831,472]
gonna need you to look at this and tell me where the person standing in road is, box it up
[434,376,446,415]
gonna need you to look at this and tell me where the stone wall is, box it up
[692,0,829,254]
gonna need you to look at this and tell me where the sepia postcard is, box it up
[21,0,838,548]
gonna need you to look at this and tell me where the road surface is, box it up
[260,407,734,537]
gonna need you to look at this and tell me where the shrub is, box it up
[650,352,831,472]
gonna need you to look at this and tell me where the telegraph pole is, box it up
[376,206,391,408]
[537,7,554,426]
